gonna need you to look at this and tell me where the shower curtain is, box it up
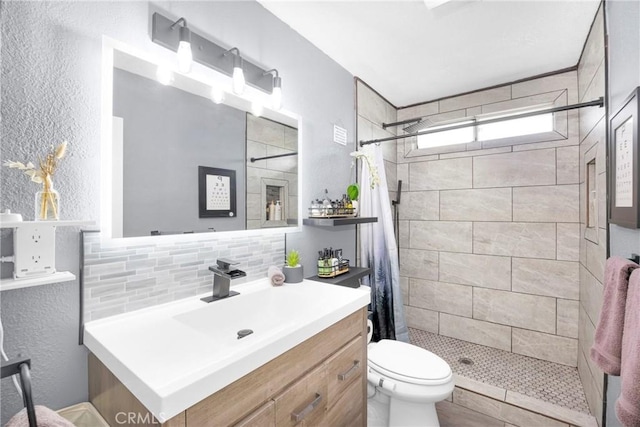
[358,145,409,342]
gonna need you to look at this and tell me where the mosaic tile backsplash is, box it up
[83,232,285,322]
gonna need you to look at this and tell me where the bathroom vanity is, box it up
[84,279,370,426]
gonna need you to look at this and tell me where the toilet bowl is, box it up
[367,338,455,427]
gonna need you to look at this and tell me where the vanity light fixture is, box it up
[224,48,245,95]
[210,86,226,104]
[264,69,282,110]
[156,65,175,86]
[151,12,280,100]
[171,18,192,74]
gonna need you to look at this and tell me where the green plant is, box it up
[286,250,301,267]
[347,183,359,201]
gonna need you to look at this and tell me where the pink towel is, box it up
[6,405,75,427]
[268,265,285,286]
[590,256,638,375]
[616,269,640,426]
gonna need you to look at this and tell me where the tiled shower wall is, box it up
[246,115,298,229]
[83,232,284,322]
[576,5,607,424]
[396,72,581,367]
[358,72,584,367]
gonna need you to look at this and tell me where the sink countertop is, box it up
[83,278,370,422]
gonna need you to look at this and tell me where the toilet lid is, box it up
[368,340,452,384]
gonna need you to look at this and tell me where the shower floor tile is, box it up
[409,327,591,415]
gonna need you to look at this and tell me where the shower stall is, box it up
[355,11,607,422]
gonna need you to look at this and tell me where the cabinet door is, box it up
[325,378,365,427]
[274,364,328,426]
[325,336,365,407]
[234,401,275,427]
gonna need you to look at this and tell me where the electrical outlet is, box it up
[14,223,56,278]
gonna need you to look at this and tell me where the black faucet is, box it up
[201,258,247,303]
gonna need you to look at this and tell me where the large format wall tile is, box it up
[557,223,580,261]
[397,101,438,122]
[578,306,602,393]
[473,222,556,259]
[439,86,511,113]
[409,279,472,317]
[579,264,604,326]
[512,258,579,300]
[406,306,439,333]
[357,81,395,126]
[585,235,605,283]
[440,188,512,221]
[512,328,578,366]
[513,185,579,223]
[557,146,580,184]
[410,221,473,252]
[578,350,604,424]
[473,288,556,333]
[400,248,438,280]
[512,71,578,101]
[439,313,511,351]
[409,157,472,190]
[473,149,556,188]
[399,191,439,220]
[439,252,511,290]
[557,299,579,338]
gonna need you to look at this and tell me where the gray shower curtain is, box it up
[358,145,408,342]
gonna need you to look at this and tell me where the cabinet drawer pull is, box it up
[290,393,322,422]
[338,360,360,381]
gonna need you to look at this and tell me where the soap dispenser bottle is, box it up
[268,200,276,221]
[274,200,282,221]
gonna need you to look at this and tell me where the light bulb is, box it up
[271,86,282,111]
[210,87,225,104]
[156,65,174,86]
[251,101,264,117]
[232,66,245,95]
[177,40,192,74]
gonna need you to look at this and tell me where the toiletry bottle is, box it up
[275,200,282,221]
[268,200,276,221]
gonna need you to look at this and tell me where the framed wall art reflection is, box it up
[610,87,640,228]
[198,166,236,218]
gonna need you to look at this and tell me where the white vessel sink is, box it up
[83,278,370,422]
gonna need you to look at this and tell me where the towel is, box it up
[268,265,285,286]
[590,256,639,375]
[6,405,75,427]
[616,268,640,426]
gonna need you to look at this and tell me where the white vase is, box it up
[351,200,359,217]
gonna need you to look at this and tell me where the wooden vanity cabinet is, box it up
[89,308,368,427]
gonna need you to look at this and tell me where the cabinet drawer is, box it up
[274,364,328,426]
[233,401,275,427]
[325,335,365,407]
[325,377,365,427]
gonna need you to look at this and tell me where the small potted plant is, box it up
[284,250,303,283]
[347,183,359,216]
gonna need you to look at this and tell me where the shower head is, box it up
[403,117,437,134]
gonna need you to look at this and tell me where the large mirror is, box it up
[102,40,300,238]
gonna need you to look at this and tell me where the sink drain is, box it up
[458,357,474,365]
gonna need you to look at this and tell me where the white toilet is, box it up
[367,327,455,427]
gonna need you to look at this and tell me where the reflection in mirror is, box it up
[107,46,299,238]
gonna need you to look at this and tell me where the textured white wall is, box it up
[0,2,356,422]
